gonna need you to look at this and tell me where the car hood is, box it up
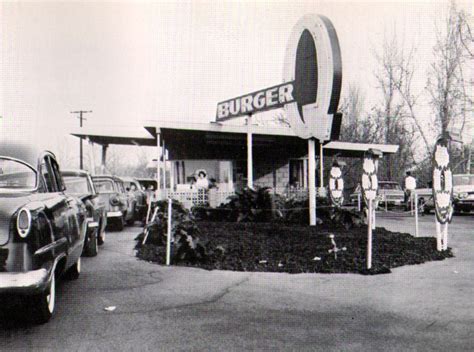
[0,192,32,246]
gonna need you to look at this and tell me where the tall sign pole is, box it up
[71,110,92,170]
[215,14,342,226]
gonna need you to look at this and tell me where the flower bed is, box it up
[136,220,453,275]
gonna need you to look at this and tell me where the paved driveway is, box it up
[1,215,473,351]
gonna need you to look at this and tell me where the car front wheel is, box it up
[32,273,55,324]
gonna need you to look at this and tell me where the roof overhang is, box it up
[70,121,399,160]
[70,126,156,146]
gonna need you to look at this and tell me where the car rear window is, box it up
[63,175,91,194]
[93,179,115,192]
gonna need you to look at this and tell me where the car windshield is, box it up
[453,175,474,186]
[0,158,37,190]
[380,183,401,190]
[63,175,91,194]
[94,179,116,192]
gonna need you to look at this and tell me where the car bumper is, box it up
[107,211,123,218]
[0,268,50,295]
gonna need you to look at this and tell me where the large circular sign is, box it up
[329,160,344,207]
[361,151,378,204]
[432,138,453,224]
[283,14,342,140]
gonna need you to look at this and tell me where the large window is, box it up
[289,159,307,187]
[64,175,92,194]
[0,158,37,190]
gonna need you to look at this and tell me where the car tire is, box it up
[84,230,99,257]
[32,273,55,324]
[116,217,124,231]
[65,257,81,280]
[98,229,105,245]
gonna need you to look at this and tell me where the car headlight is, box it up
[110,196,120,206]
[457,192,468,199]
[17,208,32,238]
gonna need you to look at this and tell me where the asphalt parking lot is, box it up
[1,214,473,351]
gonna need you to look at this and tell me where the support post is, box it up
[156,133,161,200]
[436,220,442,251]
[247,115,253,189]
[367,200,373,269]
[319,142,324,188]
[162,140,167,196]
[308,139,317,226]
[166,198,172,266]
[101,145,108,175]
[414,193,419,237]
[87,138,95,175]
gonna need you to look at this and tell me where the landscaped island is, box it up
[135,196,453,275]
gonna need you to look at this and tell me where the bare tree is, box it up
[427,1,471,137]
[372,34,416,181]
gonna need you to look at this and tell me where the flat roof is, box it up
[70,120,399,159]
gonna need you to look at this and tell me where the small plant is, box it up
[212,186,276,222]
[135,200,207,264]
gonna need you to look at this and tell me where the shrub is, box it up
[135,200,207,264]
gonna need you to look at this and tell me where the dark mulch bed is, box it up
[136,221,453,275]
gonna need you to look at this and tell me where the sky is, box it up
[0,0,472,167]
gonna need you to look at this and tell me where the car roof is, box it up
[62,169,90,177]
[0,142,57,169]
[119,176,138,182]
[92,175,123,182]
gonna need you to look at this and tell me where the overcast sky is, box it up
[0,0,472,165]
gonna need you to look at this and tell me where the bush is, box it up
[135,200,207,264]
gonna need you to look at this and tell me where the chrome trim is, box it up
[34,237,68,256]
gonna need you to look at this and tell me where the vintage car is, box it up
[62,170,107,256]
[91,175,132,230]
[121,176,147,224]
[0,144,86,323]
[453,174,474,213]
[413,187,435,214]
[350,181,405,209]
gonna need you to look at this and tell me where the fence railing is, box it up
[164,189,236,209]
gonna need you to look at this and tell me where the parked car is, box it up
[350,181,405,209]
[91,175,132,230]
[0,144,86,323]
[121,176,147,224]
[413,188,435,214]
[62,170,107,256]
[453,174,474,213]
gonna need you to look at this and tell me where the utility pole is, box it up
[71,110,92,169]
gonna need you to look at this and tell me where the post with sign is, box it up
[328,159,344,207]
[432,136,453,251]
[361,150,379,269]
[215,14,343,226]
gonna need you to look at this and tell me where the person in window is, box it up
[195,170,209,190]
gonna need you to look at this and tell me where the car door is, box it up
[50,158,86,258]
[39,155,70,245]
